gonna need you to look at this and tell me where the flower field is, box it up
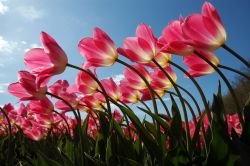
[0,2,250,165]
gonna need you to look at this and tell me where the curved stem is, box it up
[67,63,112,117]
[154,92,171,117]
[194,51,244,126]
[152,59,191,152]
[218,64,250,79]
[139,100,156,126]
[222,44,250,68]
[46,92,79,123]
[168,60,212,122]
[176,85,201,115]
[52,110,71,135]
[116,59,158,115]
[0,107,12,138]
[166,91,197,124]
[116,59,162,143]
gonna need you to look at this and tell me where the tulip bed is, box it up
[1,2,250,166]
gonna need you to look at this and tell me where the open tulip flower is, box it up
[76,70,99,96]
[101,78,121,101]
[182,2,227,51]
[159,16,194,56]
[78,27,118,68]
[151,66,177,90]
[8,71,47,101]
[123,64,151,90]
[118,23,168,65]
[24,32,68,86]
[27,97,54,115]
[119,82,141,104]
[183,50,220,77]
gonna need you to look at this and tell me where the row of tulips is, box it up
[1,1,250,165]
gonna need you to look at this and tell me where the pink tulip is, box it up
[118,23,167,65]
[76,70,99,95]
[78,27,118,68]
[123,64,151,90]
[158,16,194,56]
[183,50,220,77]
[79,94,103,112]
[119,82,141,104]
[55,92,79,111]
[151,66,177,90]
[24,32,68,86]
[23,125,46,141]
[48,80,69,96]
[145,51,171,68]
[8,71,47,100]
[112,110,123,122]
[182,2,227,51]
[226,114,242,136]
[140,88,165,101]
[101,78,121,101]
[27,97,54,114]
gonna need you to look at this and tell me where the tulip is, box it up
[79,94,103,112]
[119,82,141,104]
[158,16,194,56]
[151,66,177,90]
[226,114,242,136]
[182,2,227,51]
[48,80,69,96]
[24,32,68,86]
[123,64,151,90]
[118,23,168,65]
[27,97,54,114]
[76,70,99,95]
[8,71,47,100]
[78,27,118,68]
[183,50,220,77]
[101,78,121,101]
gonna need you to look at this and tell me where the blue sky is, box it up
[0,0,249,119]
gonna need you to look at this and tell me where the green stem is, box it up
[152,59,191,152]
[166,91,197,124]
[46,92,79,123]
[52,110,71,135]
[139,100,156,126]
[222,44,250,68]
[116,59,162,144]
[218,64,250,79]
[194,50,244,126]
[0,107,12,138]
[168,60,212,122]
[116,59,158,115]
[66,63,112,117]
[176,85,201,115]
[175,85,208,155]
[0,107,13,166]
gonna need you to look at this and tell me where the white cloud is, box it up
[0,1,8,15]
[0,36,18,54]
[111,74,124,84]
[24,43,41,52]
[0,83,9,94]
[17,6,45,21]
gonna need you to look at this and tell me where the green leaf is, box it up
[138,106,169,131]
[190,111,206,155]
[105,137,112,165]
[119,105,160,159]
[36,151,61,166]
[144,120,157,138]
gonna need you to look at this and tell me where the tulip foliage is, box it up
[1,2,250,166]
